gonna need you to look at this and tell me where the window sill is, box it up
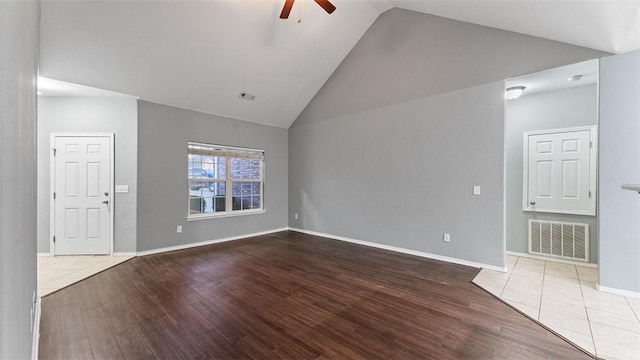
[186,209,266,221]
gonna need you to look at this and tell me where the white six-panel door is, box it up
[524,126,596,216]
[53,135,112,255]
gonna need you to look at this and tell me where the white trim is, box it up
[112,252,137,257]
[37,252,52,257]
[597,284,640,299]
[289,228,507,272]
[109,135,115,255]
[502,85,508,276]
[50,133,115,255]
[136,228,289,256]
[506,251,598,268]
[186,209,266,221]
[49,135,55,256]
[31,297,41,360]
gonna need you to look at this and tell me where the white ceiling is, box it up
[505,59,599,97]
[390,0,640,54]
[38,77,134,98]
[39,0,640,129]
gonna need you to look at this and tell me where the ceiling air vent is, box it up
[238,92,256,101]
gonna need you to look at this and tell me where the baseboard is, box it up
[506,251,598,268]
[597,284,640,299]
[31,297,41,360]
[289,227,507,272]
[112,252,136,257]
[37,253,51,257]
[136,228,289,257]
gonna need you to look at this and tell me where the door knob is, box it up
[530,201,536,205]
[102,200,109,205]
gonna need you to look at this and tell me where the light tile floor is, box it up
[37,255,134,297]
[473,255,640,360]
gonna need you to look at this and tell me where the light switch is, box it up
[473,186,481,195]
[115,185,129,193]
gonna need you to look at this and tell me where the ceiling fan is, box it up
[279,0,336,19]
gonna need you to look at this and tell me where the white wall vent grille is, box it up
[529,220,588,262]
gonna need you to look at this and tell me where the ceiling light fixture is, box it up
[568,74,583,82]
[505,86,526,100]
[37,91,43,96]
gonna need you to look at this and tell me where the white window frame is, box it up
[187,142,265,220]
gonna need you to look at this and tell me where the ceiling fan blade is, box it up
[314,0,336,14]
[280,0,295,19]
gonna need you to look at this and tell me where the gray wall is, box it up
[297,9,607,126]
[289,9,607,268]
[506,84,598,263]
[291,82,506,266]
[599,50,640,293]
[0,1,39,358]
[37,97,139,253]
[137,101,288,252]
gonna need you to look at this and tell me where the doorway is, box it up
[50,134,114,255]
[504,59,599,264]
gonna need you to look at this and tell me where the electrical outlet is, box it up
[176,225,182,233]
[443,233,451,243]
[294,213,298,220]
[473,186,481,195]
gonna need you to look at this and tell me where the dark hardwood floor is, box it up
[39,231,592,359]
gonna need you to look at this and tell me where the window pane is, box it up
[189,180,208,192]
[214,157,225,179]
[231,158,255,179]
[241,182,252,196]
[189,197,203,215]
[200,156,214,179]
[189,185,204,196]
[214,196,226,212]
[230,181,262,211]
[250,159,260,179]
[203,197,214,213]
[251,195,261,209]
[188,154,204,174]
[243,196,260,210]
[188,168,205,179]
[230,158,240,179]
[213,182,225,197]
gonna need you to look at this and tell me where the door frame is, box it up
[50,133,115,256]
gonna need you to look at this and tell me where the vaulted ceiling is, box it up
[40,0,640,129]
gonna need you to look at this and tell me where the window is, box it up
[187,142,264,219]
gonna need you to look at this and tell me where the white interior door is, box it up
[524,126,596,216]
[53,135,112,255]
